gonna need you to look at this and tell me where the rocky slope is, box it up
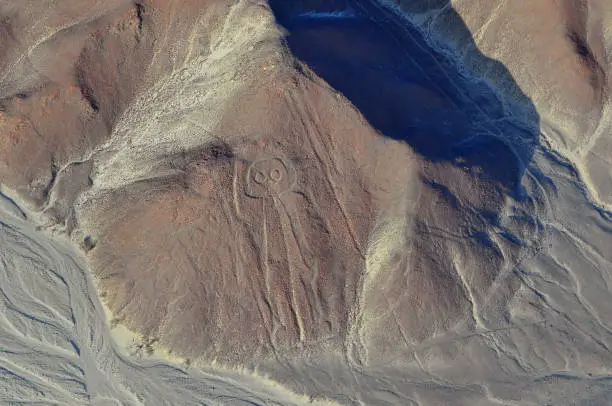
[1,0,612,405]
[391,0,612,207]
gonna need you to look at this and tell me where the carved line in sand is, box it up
[241,156,320,342]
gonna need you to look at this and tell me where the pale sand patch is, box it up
[101,300,188,364]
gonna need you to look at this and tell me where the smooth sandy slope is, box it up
[1,0,612,405]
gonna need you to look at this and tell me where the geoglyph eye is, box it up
[269,167,282,183]
[253,170,267,185]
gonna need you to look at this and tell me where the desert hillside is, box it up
[0,1,611,405]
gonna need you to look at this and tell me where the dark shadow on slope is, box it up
[269,0,540,192]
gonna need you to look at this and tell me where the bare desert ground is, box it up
[1,0,612,405]
[393,0,612,207]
